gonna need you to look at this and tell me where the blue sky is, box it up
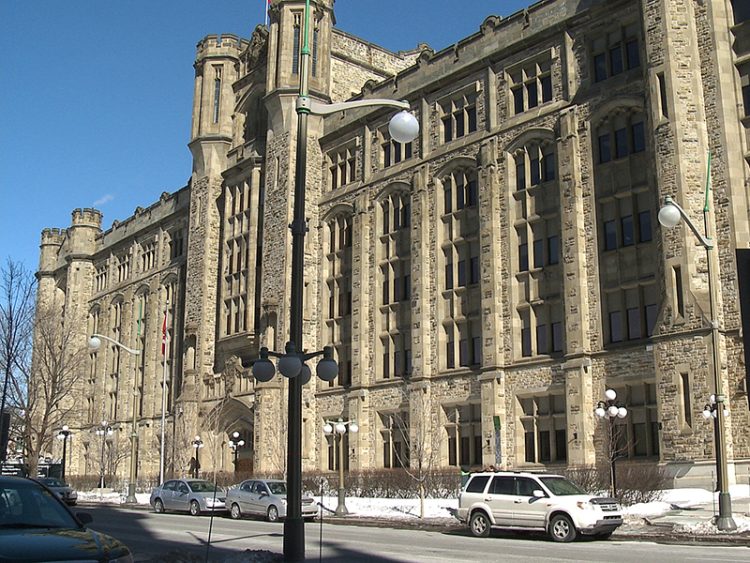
[0,1,531,272]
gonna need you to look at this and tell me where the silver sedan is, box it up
[150,478,226,516]
[226,479,318,522]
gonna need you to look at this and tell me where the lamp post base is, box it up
[715,492,737,531]
[125,483,137,504]
[283,516,305,562]
[334,487,348,516]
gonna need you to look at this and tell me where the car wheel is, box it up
[154,499,165,513]
[469,511,491,538]
[549,514,577,543]
[266,505,279,522]
[230,503,242,520]
[190,500,201,517]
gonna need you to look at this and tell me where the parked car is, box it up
[0,476,133,562]
[149,478,226,516]
[226,479,319,522]
[457,471,623,542]
[39,476,78,506]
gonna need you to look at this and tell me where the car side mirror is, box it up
[260,491,268,497]
[532,489,545,498]
[77,512,94,526]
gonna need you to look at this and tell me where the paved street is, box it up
[82,506,749,562]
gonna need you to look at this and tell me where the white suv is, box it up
[457,471,622,542]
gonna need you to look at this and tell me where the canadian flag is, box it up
[161,310,168,356]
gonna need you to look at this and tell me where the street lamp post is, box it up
[88,334,141,504]
[56,425,72,482]
[594,389,628,498]
[192,436,203,478]
[658,155,737,531]
[228,431,245,472]
[248,2,419,560]
[322,418,358,516]
[95,421,114,488]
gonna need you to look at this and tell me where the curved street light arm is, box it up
[300,97,411,116]
[91,333,141,355]
[663,196,713,249]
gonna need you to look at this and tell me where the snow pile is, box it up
[675,516,750,535]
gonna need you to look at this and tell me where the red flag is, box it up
[161,310,168,356]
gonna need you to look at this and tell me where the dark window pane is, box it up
[626,39,640,69]
[604,220,617,250]
[651,421,660,455]
[519,243,529,272]
[516,477,537,497]
[382,277,389,305]
[393,276,402,302]
[456,182,465,210]
[467,475,489,493]
[639,211,652,242]
[555,429,567,461]
[467,106,477,133]
[470,256,480,285]
[633,423,648,456]
[524,432,535,462]
[552,322,564,352]
[609,311,623,343]
[455,114,465,138]
[530,158,541,186]
[594,53,607,82]
[513,87,524,114]
[527,81,538,108]
[627,307,641,340]
[645,303,658,336]
[472,336,482,365]
[522,327,532,357]
[457,260,467,287]
[402,202,411,228]
[610,45,624,75]
[538,430,551,462]
[491,476,515,495]
[542,152,555,181]
[383,352,389,379]
[403,274,411,301]
[405,142,413,159]
[541,75,552,102]
[536,324,548,354]
[468,180,478,207]
[599,134,611,163]
[444,187,452,214]
[548,235,559,265]
[383,144,391,167]
[445,262,453,290]
[615,128,629,159]
[632,122,645,153]
[516,159,526,191]
[442,115,452,143]
[621,215,634,246]
[459,339,469,366]
[382,206,390,234]
[393,142,402,164]
[446,341,455,369]
[394,351,402,377]
[331,167,337,190]
[393,202,400,230]
[533,239,544,269]
[743,84,750,118]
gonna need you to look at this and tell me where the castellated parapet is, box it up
[195,34,250,60]
[38,228,66,273]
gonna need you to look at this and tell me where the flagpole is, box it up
[159,300,169,485]
[265,0,269,27]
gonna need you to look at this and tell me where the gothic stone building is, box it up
[37,0,750,487]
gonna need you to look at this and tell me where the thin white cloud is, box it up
[93,193,114,206]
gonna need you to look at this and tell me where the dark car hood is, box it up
[0,527,129,562]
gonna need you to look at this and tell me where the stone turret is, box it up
[67,208,103,257]
[38,228,66,275]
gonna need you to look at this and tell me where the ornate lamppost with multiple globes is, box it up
[657,156,736,531]
[246,1,419,560]
[88,334,141,503]
[228,431,245,472]
[192,436,204,478]
[322,418,358,516]
[57,425,72,482]
[594,389,627,498]
[95,421,114,488]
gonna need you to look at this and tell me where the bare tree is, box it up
[11,303,88,476]
[0,259,36,463]
[390,381,444,518]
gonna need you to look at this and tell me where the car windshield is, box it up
[40,478,64,487]
[0,480,78,529]
[266,482,287,495]
[188,481,221,493]
[539,477,586,496]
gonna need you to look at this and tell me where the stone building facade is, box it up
[36,0,750,487]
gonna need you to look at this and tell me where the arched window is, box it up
[324,212,353,387]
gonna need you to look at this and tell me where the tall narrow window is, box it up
[680,373,692,427]
[312,26,319,77]
[213,66,222,124]
[658,72,669,119]
[674,266,685,317]
[292,13,301,75]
